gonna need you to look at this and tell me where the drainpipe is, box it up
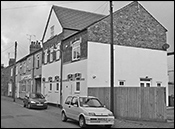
[60,42,63,107]
[32,53,35,93]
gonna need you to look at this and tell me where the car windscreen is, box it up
[30,93,44,99]
[79,97,103,107]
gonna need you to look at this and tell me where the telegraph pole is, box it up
[13,41,17,102]
[110,1,114,113]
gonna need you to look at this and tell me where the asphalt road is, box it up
[1,99,80,128]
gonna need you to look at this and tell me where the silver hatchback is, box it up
[61,95,114,128]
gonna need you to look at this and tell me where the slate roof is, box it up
[52,5,105,31]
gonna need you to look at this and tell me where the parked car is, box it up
[61,95,114,128]
[23,92,48,109]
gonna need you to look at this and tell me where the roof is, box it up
[16,48,42,64]
[52,5,105,31]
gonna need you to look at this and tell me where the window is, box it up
[71,97,78,106]
[56,43,60,60]
[71,38,81,61]
[119,80,125,86]
[56,83,59,91]
[140,83,144,87]
[11,68,13,76]
[65,96,72,105]
[50,46,53,62]
[50,25,54,38]
[36,54,39,68]
[146,83,150,87]
[50,83,52,90]
[157,82,162,87]
[20,63,22,74]
[44,49,48,64]
[23,62,26,73]
[140,77,152,87]
[76,82,80,92]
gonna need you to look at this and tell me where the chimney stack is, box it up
[29,40,41,54]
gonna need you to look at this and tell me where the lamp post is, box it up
[13,41,17,102]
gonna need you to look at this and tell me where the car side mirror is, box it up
[103,105,106,108]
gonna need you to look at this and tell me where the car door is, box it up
[69,97,80,121]
[64,96,72,118]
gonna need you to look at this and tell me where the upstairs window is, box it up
[50,46,54,62]
[71,37,81,61]
[36,54,40,69]
[44,49,48,64]
[23,62,26,73]
[56,43,61,60]
[11,68,13,76]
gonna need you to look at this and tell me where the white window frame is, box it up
[71,38,81,61]
[56,83,59,91]
[11,68,13,76]
[50,46,54,62]
[44,49,48,64]
[156,82,162,87]
[75,81,80,92]
[23,62,26,73]
[119,80,125,86]
[140,78,152,87]
[36,54,40,68]
[55,43,61,60]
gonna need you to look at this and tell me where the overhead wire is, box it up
[1,44,14,53]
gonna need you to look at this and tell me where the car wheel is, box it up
[79,116,86,128]
[23,102,26,107]
[61,112,67,122]
[27,103,31,109]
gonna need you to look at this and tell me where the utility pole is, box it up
[110,1,114,113]
[60,43,63,107]
[13,41,17,102]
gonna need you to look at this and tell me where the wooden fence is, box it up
[88,87,167,122]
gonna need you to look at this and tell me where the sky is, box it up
[1,1,174,67]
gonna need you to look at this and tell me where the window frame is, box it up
[44,49,48,64]
[71,38,81,61]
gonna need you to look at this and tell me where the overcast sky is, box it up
[1,1,174,67]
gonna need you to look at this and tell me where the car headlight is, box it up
[88,112,96,116]
[108,112,113,116]
[30,101,36,103]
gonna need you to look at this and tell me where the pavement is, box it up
[1,96,174,128]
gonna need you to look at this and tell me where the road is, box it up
[1,98,79,128]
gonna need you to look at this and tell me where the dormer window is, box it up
[50,25,54,38]
[71,37,81,61]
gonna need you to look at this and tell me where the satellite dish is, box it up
[162,43,170,50]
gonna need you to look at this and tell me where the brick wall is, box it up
[88,1,167,51]
[1,66,13,96]
[62,30,88,64]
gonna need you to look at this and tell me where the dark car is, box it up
[23,93,48,109]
